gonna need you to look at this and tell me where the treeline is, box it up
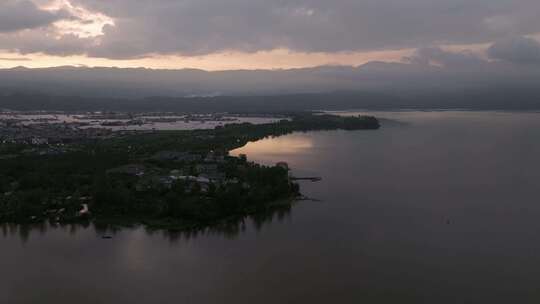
[88,160,297,228]
[97,113,380,156]
[0,152,297,229]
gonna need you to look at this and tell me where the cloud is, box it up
[0,28,94,56]
[0,0,71,33]
[72,0,540,59]
[406,47,487,68]
[0,57,32,61]
[487,36,540,64]
[2,0,540,60]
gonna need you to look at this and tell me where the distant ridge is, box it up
[0,59,539,111]
[0,60,537,99]
[3,89,540,112]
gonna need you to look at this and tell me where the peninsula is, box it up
[0,112,379,230]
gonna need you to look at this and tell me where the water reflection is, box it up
[146,206,292,243]
[232,134,313,156]
[1,205,292,244]
[1,221,91,244]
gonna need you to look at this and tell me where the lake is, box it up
[3,110,540,303]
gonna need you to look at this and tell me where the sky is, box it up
[0,0,540,70]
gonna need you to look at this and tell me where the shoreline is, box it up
[0,112,378,231]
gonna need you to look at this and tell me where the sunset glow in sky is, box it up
[0,48,414,70]
[0,0,539,70]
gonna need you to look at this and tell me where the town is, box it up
[0,110,285,146]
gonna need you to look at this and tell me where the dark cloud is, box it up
[0,0,70,33]
[0,29,94,56]
[2,0,540,60]
[62,0,540,58]
[488,36,540,64]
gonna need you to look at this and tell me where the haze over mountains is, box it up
[2,57,540,99]
[3,41,540,111]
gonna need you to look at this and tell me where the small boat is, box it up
[101,235,113,239]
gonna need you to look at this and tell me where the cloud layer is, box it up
[0,0,70,33]
[1,0,540,65]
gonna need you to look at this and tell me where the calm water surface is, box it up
[3,111,540,303]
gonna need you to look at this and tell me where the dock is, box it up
[291,177,322,182]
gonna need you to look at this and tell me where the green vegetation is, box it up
[0,113,379,230]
